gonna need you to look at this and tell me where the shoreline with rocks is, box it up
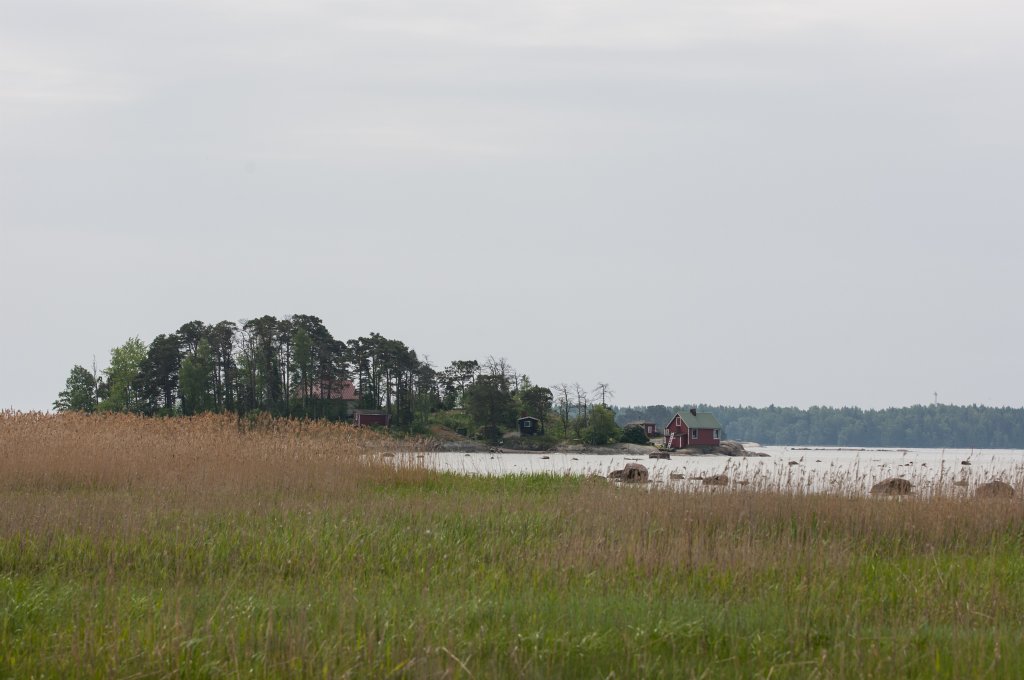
[431,439,769,457]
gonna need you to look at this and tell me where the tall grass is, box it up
[1,412,1023,678]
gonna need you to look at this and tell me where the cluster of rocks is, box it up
[605,465,1020,499]
[870,477,1016,498]
[609,464,732,487]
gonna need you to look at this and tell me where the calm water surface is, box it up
[398,446,1024,496]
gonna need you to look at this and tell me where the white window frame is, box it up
[713,429,720,439]
[690,428,699,440]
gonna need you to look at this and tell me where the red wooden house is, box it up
[664,409,722,449]
[294,378,357,402]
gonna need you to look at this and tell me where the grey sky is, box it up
[2,0,1023,411]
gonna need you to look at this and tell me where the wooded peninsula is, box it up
[53,313,1024,449]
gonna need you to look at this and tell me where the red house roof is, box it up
[665,410,722,431]
[295,379,357,401]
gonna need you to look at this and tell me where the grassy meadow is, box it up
[2,413,1024,678]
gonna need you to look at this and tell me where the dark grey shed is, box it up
[517,416,541,436]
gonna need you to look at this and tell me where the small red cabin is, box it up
[352,409,391,427]
[664,409,722,449]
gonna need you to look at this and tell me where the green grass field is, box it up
[2,413,1024,678]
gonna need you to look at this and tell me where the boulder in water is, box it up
[975,480,1014,498]
[870,477,913,496]
[609,462,649,483]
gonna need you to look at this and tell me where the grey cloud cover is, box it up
[2,0,1023,410]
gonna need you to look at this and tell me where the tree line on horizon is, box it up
[613,404,1024,449]
[52,314,621,442]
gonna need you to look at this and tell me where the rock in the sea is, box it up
[975,480,1014,498]
[870,477,913,495]
[649,451,671,459]
[718,441,765,456]
[702,474,729,486]
[609,462,649,483]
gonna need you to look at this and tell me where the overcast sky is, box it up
[2,0,1023,412]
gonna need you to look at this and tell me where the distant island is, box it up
[51,313,1024,450]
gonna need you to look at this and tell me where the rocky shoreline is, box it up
[431,439,769,457]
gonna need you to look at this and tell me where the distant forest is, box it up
[614,404,1024,449]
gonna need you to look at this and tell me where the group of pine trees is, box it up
[56,315,464,428]
[53,315,588,436]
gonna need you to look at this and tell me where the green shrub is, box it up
[583,405,621,445]
[477,424,503,444]
[430,410,473,433]
[619,424,650,445]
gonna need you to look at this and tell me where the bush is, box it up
[583,406,621,446]
[477,424,503,444]
[620,425,650,445]
[431,410,474,433]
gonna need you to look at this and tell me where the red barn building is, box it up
[664,409,722,449]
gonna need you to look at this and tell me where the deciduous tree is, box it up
[584,405,621,445]
[463,375,516,432]
[53,365,97,412]
[98,337,148,413]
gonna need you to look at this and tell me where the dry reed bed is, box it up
[0,410,414,488]
[2,411,1023,547]
[3,412,1024,677]
[7,411,1020,499]
[0,411,425,536]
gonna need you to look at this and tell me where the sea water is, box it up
[398,446,1024,496]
